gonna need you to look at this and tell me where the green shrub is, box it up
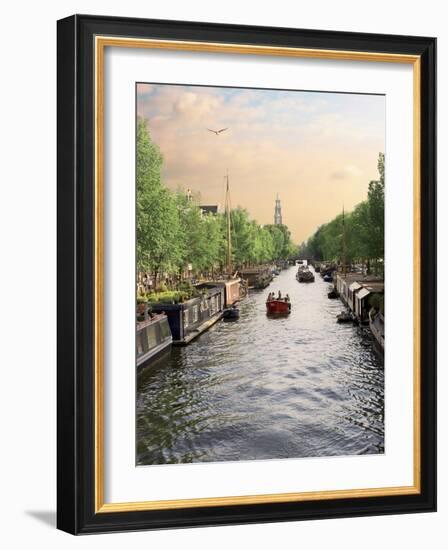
[138,281,205,305]
[177,280,195,294]
[146,290,190,304]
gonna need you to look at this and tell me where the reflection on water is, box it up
[137,266,384,465]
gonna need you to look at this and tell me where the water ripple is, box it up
[137,266,384,464]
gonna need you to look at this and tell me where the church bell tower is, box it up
[274,194,282,225]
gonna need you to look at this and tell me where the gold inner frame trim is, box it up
[94,35,421,514]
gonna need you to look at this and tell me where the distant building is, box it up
[274,194,282,225]
[200,204,220,216]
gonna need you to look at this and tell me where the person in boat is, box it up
[285,294,290,302]
[267,292,273,302]
[277,290,282,300]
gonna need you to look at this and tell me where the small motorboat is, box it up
[223,305,240,320]
[327,287,339,299]
[297,269,315,283]
[266,299,291,315]
[337,311,354,323]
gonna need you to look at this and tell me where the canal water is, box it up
[137,265,384,465]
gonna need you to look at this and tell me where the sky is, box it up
[137,83,385,244]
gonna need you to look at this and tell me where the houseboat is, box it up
[333,272,383,310]
[136,312,172,368]
[216,279,242,321]
[278,260,290,270]
[369,309,385,352]
[240,266,273,290]
[150,283,225,345]
[212,277,243,307]
[347,281,363,311]
[354,282,384,324]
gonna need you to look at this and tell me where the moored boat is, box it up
[223,303,240,320]
[337,310,355,323]
[136,313,172,368]
[240,267,273,289]
[151,283,225,345]
[327,286,339,299]
[297,268,315,283]
[369,309,384,351]
[212,277,244,307]
[320,264,337,279]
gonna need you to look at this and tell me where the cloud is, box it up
[137,84,385,242]
[330,165,363,180]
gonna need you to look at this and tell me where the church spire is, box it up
[274,194,282,225]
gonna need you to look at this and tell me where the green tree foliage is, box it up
[202,213,226,271]
[249,223,274,265]
[137,117,297,283]
[265,225,287,259]
[230,208,256,266]
[137,118,182,280]
[366,152,385,260]
[299,152,385,273]
[176,193,224,273]
[229,211,295,267]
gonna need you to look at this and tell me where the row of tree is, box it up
[298,153,385,273]
[137,118,297,283]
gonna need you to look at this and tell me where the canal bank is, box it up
[137,265,384,465]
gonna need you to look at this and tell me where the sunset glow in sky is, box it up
[137,83,385,243]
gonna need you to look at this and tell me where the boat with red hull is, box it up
[266,299,291,315]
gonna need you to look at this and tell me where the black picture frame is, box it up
[57,14,436,535]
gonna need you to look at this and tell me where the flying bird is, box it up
[207,128,228,135]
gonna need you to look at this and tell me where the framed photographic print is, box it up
[57,14,436,534]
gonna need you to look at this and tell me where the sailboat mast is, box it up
[225,174,232,274]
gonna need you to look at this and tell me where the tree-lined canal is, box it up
[137,265,384,465]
